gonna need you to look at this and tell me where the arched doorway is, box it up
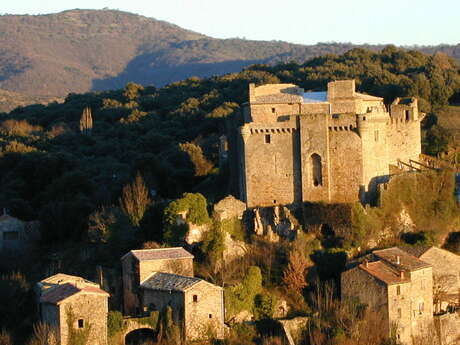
[125,328,156,345]
[311,153,323,186]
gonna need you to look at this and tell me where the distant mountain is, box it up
[0,9,458,104]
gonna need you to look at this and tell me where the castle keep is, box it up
[235,80,424,207]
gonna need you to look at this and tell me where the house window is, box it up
[405,110,410,121]
[374,130,379,142]
[397,308,401,318]
[271,108,276,114]
[397,286,401,295]
[193,295,198,303]
[311,154,323,187]
[265,134,271,144]
[78,319,84,328]
[209,314,213,319]
[3,231,19,240]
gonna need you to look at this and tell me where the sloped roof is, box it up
[38,273,99,294]
[122,247,194,262]
[399,246,433,258]
[373,247,431,271]
[359,261,410,285]
[141,272,202,292]
[40,283,108,304]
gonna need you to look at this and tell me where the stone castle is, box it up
[233,80,424,207]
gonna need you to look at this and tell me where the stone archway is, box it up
[122,319,157,345]
[125,328,156,345]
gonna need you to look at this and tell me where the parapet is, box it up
[327,80,356,101]
[249,83,304,104]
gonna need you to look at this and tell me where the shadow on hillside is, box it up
[91,54,264,90]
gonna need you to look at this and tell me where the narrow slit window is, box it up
[193,295,198,303]
[405,110,410,121]
[209,314,213,318]
[397,286,401,295]
[78,319,84,328]
[265,134,271,144]
[311,154,323,187]
[374,130,379,142]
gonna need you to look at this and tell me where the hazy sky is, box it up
[2,0,459,46]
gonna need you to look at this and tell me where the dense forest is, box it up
[1,47,460,345]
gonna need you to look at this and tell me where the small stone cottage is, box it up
[121,247,194,315]
[342,247,433,344]
[402,246,460,311]
[0,213,39,251]
[121,247,224,340]
[141,272,225,339]
[37,273,109,345]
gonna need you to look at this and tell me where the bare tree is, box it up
[119,172,151,227]
[27,323,58,345]
[79,106,93,135]
[283,249,310,293]
[433,274,457,313]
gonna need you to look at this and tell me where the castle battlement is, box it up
[234,80,424,207]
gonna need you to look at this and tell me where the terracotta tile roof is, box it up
[141,272,201,292]
[359,261,410,285]
[373,247,431,271]
[40,283,108,304]
[122,247,194,262]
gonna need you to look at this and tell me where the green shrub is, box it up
[224,266,263,320]
[254,293,277,320]
[163,192,211,244]
[107,311,124,338]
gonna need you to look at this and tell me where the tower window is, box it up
[397,286,401,295]
[193,295,198,303]
[374,130,379,142]
[405,110,410,121]
[78,319,84,328]
[271,107,276,113]
[311,154,323,187]
[265,134,271,144]
[209,314,213,318]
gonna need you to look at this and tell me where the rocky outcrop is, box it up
[251,205,300,240]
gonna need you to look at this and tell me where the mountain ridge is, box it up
[0,9,458,111]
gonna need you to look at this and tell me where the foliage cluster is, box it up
[224,266,263,321]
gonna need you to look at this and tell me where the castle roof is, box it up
[40,282,109,305]
[302,91,327,103]
[373,247,431,271]
[141,272,202,292]
[121,247,194,262]
[359,261,411,285]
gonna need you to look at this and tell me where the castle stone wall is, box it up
[243,122,301,207]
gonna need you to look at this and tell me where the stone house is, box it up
[37,273,109,345]
[121,247,225,340]
[230,80,424,207]
[402,246,460,311]
[121,247,194,315]
[141,272,225,340]
[0,213,39,251]
[342,247,433,344]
